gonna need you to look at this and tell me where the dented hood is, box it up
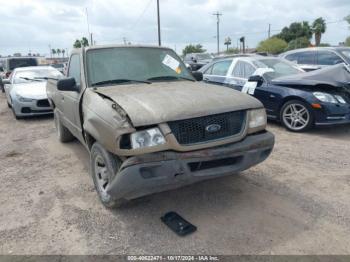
[271,64,350,88]
[94,81,262,126]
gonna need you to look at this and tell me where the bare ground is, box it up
[0,93,349,255]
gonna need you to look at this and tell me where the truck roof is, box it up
[72,44,173,54]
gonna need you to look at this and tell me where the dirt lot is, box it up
[0,93,350,255]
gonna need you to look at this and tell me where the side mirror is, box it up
[192,71,203,81]
[57,77,79,92]
[248,75,264,86]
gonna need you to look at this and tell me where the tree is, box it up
[276,21,312,43]
[345,37,350,47]
[81,37,89,47]
[226,47,239,54]
[56,49,61,57]
[285,37,310,51]
[62,49,65,58]
[182,44,206,56]
[345,15,350,29]
[51,49,56,57]
[256,37,288,54]
[73,40,82,48]
[312,17,326,46]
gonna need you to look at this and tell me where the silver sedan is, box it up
[3,66,63,119]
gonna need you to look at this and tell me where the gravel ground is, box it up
[0,93,350,255]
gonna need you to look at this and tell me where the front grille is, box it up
[168,111,246,145]
[37,99,50,107]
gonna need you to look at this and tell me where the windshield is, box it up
[253,58,303,80]
[339,50,350,63]
[50,64,64,68]
[196,53,213,60]
[87,47,194,86]
[9,58,38,70]
[13,68,63,84]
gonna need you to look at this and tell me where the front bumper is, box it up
[12,99,53,117]
[107,131,274,200]
[313,103,350,126]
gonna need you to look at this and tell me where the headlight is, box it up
[334,95,346,104]
[131,127,166,149]
[16,94,33,102]
[313,92,338,104]
[248,108,267,133]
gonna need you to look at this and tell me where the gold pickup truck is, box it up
[47,45,274,208]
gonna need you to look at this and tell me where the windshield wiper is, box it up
[147,76,195,82]
[19,77,43,82]
[91,79,151,87]
[34,77,60,81]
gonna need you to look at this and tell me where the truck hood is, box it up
[13,81,48,99]
[94,81,262,126]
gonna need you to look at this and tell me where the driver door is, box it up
[60,54,84,141]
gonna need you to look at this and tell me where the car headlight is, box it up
[313,92,339,104]
[16,94,33,102]
[131,127,166,149]
[334,95,346,104]
[248,108,267,133]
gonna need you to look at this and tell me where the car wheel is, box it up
[90,142,126,208]
[280,100,314,132]
[54,109,75,142]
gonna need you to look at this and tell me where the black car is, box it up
[0,57,38,92]
[183,53,213,71]
[199,56,350,132]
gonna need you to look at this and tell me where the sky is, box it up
[0,0,349,57]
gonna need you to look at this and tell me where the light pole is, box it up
[157,0,161,46]
[213,12,222,54]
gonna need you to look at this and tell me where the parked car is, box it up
[183,53,213,71]
[199,56,350,132]
[49,63,66,74]
[280,47,350,71]
[0,57,39,92]
[47,45,274,208]
[2,66,63,119]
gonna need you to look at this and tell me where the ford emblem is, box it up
[205,124,221,133]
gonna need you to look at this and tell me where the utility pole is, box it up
[157,0,161,46]
[268,23,271,38]
[85,8,93,45]
[48,44,52,59]
[213,12,222,54]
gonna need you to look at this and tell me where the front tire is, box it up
[90,142,126,208]
[54,110,75,142]
[280,100,314,132]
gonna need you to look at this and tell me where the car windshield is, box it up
[339,50,350,63]
[196,53,212,60]
[9,58,38,70]
[13,68,63,84]
[50,64,64,68]
[86,47,194,87]
[253,58,303,80]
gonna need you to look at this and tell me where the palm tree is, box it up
[73,39,82,48]
[51,49,56,57]
[62,49,65,58]
[312,17,326,46]
[56,49,61,57]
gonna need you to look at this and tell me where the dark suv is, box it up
[280,47,350,71]
[183,53,213,71]
[0,57,38,92]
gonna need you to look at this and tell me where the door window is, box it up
[296,51,316,64]
[68,54,81,86]
[317,51,344,65]
[232,61,255,79]
[210,60,232,76]
[285,53,299,63]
